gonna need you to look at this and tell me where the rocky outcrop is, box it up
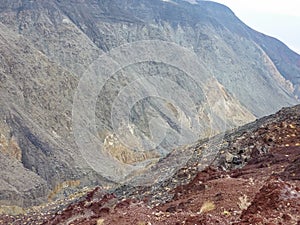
[0,153,49,208]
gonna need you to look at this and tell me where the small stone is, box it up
[166,206,176,213]
[282,214,292,221]
[225,153,234,163]
[97,219,105,225]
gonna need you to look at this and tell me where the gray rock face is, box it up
[0,0,299,207]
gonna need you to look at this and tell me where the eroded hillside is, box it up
[0,0,299,207]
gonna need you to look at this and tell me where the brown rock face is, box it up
[0,134,22,161]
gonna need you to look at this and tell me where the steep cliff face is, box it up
[0,0,299,207]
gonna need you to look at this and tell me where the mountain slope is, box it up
[0,23,110,207]
[1,104,299,224]
[0,0,298,115]
[0,0,299,207]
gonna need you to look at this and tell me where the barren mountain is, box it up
[0,0,299,208]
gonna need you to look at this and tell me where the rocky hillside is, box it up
[0,0,299,207]
[1,104,299,224]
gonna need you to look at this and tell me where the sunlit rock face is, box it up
[0,0,299,207]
